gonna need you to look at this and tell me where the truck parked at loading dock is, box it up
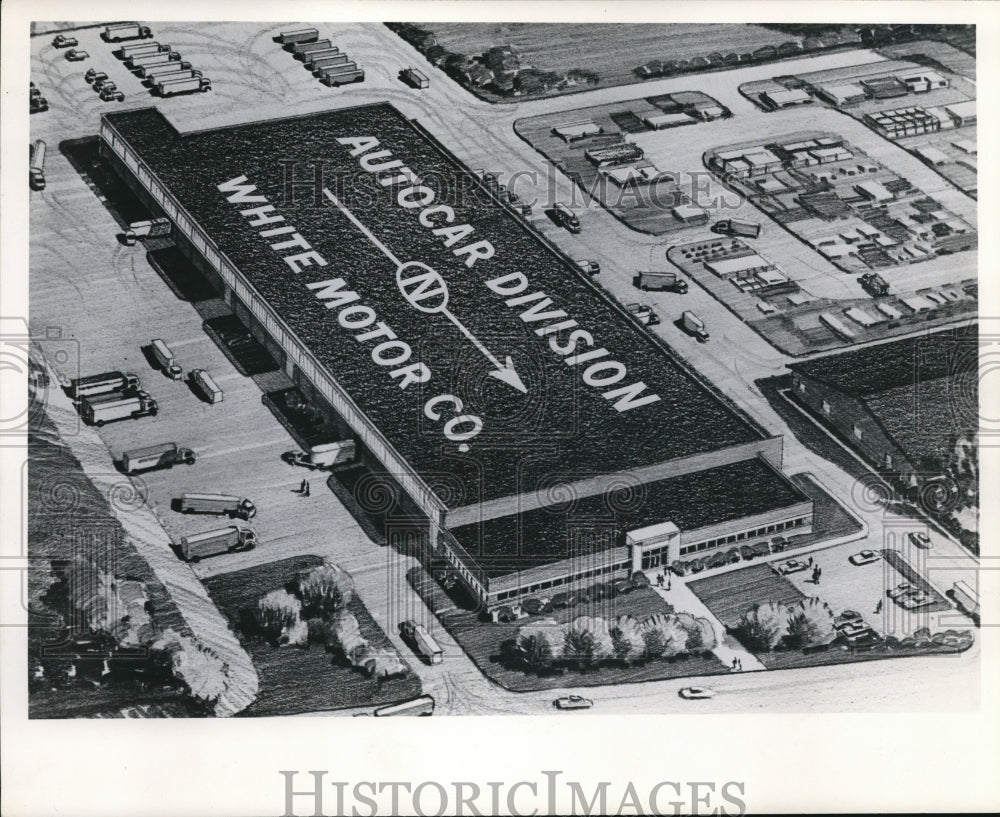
[81,391,157,426]
[122,442,196,473]
[153,76,212,96]
[179,526,256,562]
[103,23,153,42]
[30,140,46,191]
[637,271,688,293]
[69,371,141,400]
[713,219,761,239]
[179,494,256,520]
[681,310,710,342]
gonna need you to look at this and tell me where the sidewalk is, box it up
[42,365,259,717]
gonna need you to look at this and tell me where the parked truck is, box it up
[319,64,365,86]
[122,442,196,473]
[551,202,581,233]
[681,310,709,342]
[69,371,141,400]
[713,219,761,239]
[627,303,661,326]
[117,42,171,59]
[372,695,435,717]
[179,526,256,562]
[126,51,182,70]
[285,440,356,470]
[859,272,890,297]
[399,621,444,664]
[148,338,184,379]
[400,68,430,89]
[81,391,157,426]
[179,493,256,520]
[30,140,46,191]
[306,52,347,71]
[277,28,319,46]
[189,368,223,403]
[137,63,198,79]
[103,23,153,42]
[292,39,333,58]
[575,259,601,276]
[637,270,688,293]
[124,217,171,244]
[154,76,212,96]
[951,580,979,617]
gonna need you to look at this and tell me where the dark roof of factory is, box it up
[102,104,767,507]
[447,456,811,579]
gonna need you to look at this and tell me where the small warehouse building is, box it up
[817,83,866,107]
[552,121,602,142]
[945,100,977,127]
[761,88,813,110]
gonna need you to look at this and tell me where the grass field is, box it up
[413,574,728,691]
[688,564,806,630]
[204,556,421,717]
[419,23,792,97]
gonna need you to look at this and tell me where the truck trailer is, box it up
[277,28,319,46]
[319,66,365,87]
[681,310,709,342]
[81,391,157,426]
[103,23,153,42]
[122,442,196,473]
[400,68,430,89]
[399,621,444,664]
[136,63,197,79]
[30,140,46,191]
[179,526,256,562]
[372,695,435,717]
[713,219,762,239]
[154,76,212,96]
[637,270,688,293]
[126,51,182,69]
[124,217,172,243]
[179,493,256,520]
[951,580,980,617]
[117,42,171,59]
[305,51,346,70]
[69,371,141,400]
[292,38,334,57]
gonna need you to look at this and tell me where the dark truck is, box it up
[713,219,761,239]
[636,270,688,293]
[859,272,890,296]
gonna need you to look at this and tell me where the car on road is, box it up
[66,49,89,61]
[53,35,78,48]
[554,695,593,710]
[908,531,932,549]
[774,559,809,576]
[849,549,881,566]
[575,259,600,276]
[679,686,715,700]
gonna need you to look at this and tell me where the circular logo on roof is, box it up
[396,261,449,314]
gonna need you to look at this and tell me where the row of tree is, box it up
[254,562,407,680]
[734,598,836,652]
[512,611,717,672]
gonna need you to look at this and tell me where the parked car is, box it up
[899,592,935,610]
[53,35,78,48]
[834,610,864,629]
[888,582,919,600]
[837,621,871,639]
[66,49,90,61]
[554,695,593,710]
[775,559,809,576]
[679,686,715,699]
[908,531,932,549]
[849,549,881,566]
[100,88,125,102]
[575,259,601,276]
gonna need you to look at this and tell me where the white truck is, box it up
[400,68,430,89]
[136,63,197,79]
[126,51,182,70]
[713,219,761,239]
[148,338,184,379]
[81,391,158,426]
[399,620,444,664]
[124,218,172,244]
[189,369,223,403]
[122,442,196,473]
[179,493,256,521]
[117,42,171,59]
[637,270,688,293]
[285,440,356,470]
[103,23,153,42]
[68,371,141,400]
[30,140,46,191]
[179,526,256,562]
[372,695,435,717]
[951,580,980,617]
[681,310,709,342]
[305,51,346,70]
[154,76,212,96]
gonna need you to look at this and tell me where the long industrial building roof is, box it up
[102,104,768,508]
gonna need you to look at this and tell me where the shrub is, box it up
[330,611,365,658]
[152,629,227,705]
[254,589,302,643]
[515,619,565,669]
[642,613,688,658]
[609,615,645,664]
[736,602,790,651]
[564,616,614,666]
[297,563,354,618]
[279,618,309,648]
[630,571,651,589]
[785,598,836,649]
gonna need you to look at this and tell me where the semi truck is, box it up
[681,310,709,342]
[372,695,435,717]
[179,526,256,562]
[81,391,158,426]
[148,338,184,379]
[124,217,172,243]
[179,493,256,520]
[292,38,334,56]
[713,219,762,239]
[69,371,141,400]
[575,259,600,276]
[136,63,198,79]
[189,369,223,403]
[30,140,46,191]
[122,442,196,473]
[154,76,212,96]
[400,68,430,89]
[399,621,444,664]
[117,42,171,59]
[319,64,364,86]
[126,51,182,69]
[637,270,688,293]
[305,51,346,70]
[285,440,356,470]
[277,28,319,46]
[552,203,581,233]
[626,303,660,326]
[103,23,153,42]
[951,580,979,617]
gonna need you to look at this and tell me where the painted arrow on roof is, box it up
[323,187,528,393]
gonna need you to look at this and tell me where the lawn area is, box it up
[412,571,728,691]
[688,564,806,630]
[203,556,421,717]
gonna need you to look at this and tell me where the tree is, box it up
[785,598,836,649]
[736,602,790,651]
[563,616,614,667]
[254,589,302,643]
[675,612,717,653]
[610,615,646,664]
[297,562,354,618]
[642,613,688,658]
[329,611,365,658]
[515,619,565,670]
[630,570,651,589]
[152,629,228,705]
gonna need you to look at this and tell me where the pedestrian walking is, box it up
[738,659,742,671]
[666,577,671,591]
[808,556,814,567]
[303,480,311,497]
[732,657,738,670]
[299,478,308,494]
[875,599,883,614]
